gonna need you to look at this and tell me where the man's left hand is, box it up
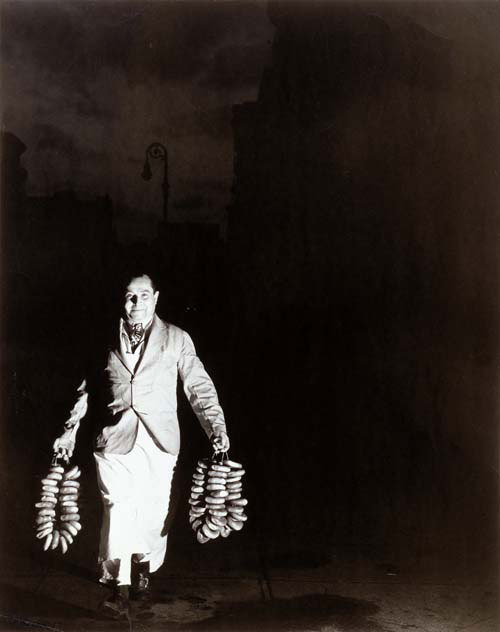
[211,428,230,453]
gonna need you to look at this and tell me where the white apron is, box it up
[94,420,177,585]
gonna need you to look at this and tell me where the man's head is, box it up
[123,274,159,325]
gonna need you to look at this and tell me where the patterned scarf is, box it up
[128,322,145,352]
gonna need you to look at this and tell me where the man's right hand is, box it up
[53,433,75,463]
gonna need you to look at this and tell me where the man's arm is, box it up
[177,330,230,452]
[52,379,89,462]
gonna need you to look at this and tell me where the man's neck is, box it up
[123,315,154,334]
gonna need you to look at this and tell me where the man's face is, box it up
[123,275,159,324]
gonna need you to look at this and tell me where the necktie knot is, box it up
[129,323,144,351]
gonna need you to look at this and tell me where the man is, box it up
[53,272,229,618]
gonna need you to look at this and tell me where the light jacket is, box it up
[61,315,226,455]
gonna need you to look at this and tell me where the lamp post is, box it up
[142,142,169,223]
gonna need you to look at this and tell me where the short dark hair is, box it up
[124,272,157,293]
[116,261,158,294]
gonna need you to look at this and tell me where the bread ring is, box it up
[228,469,245,477]
[208,470,227,478]
[205,497,225,505]
[202,523,220,540]
[229,498,248,506]
[210,464,231,473]
[207,477,226,485]
[197,529,210,544]
[208,508,227,517]
[227,516,244,531]
[210,490,229,498]
[221,525,232,538]
[225,459,242,469]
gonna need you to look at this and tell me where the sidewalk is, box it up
[1,548,497,632]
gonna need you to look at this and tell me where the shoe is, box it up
[100,584,130,619]
[130,561,152,604]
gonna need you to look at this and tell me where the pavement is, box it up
[1,446,498,632]
[0,538,497,632]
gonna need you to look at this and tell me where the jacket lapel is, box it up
[133,314,167,376]
[108,323,133,377]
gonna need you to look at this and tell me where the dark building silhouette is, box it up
[228,1,499,570]
[1,131,27,211]
[1,131,28,287]
[13,190,114,342]
[153,221,229,344]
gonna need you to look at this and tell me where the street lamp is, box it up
[142,142,169,222]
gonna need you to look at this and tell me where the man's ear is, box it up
[154,291,159,305]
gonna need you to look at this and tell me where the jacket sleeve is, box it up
[177,330,226,439]
[58,379,89,445]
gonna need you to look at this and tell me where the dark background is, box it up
[1,0,498,593]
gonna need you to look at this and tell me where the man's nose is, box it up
[131,296,138,305]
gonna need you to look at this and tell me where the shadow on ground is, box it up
[0,583,382,632]
[0,583,99,630]
[149,592,382,632]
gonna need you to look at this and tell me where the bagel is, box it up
[189,499,206,508]
[207,477,226,485]
[208,508,228,517]
[210,464,231,473]
[225,459,242,469]
[46,472,63,481]
[227,516,244,531]
[42,486,58,494]
[228,469,245,478]
[40,495,57,503]
[205,516,221,531]
[220,525,232,538]
[208,470,227,478]
[191,518,203,530]
[196,529,210,544]
[229,498,248,506]
[61,480,80,488]
[205,496,225,505]
[201,523,220,540]
[61,514,80,522]
[211,490,228,498]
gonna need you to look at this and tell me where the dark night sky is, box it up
[3,1,500,231]
[1,0,273,227]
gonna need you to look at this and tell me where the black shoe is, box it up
[130,561,152,604]
[100,585,130,619]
